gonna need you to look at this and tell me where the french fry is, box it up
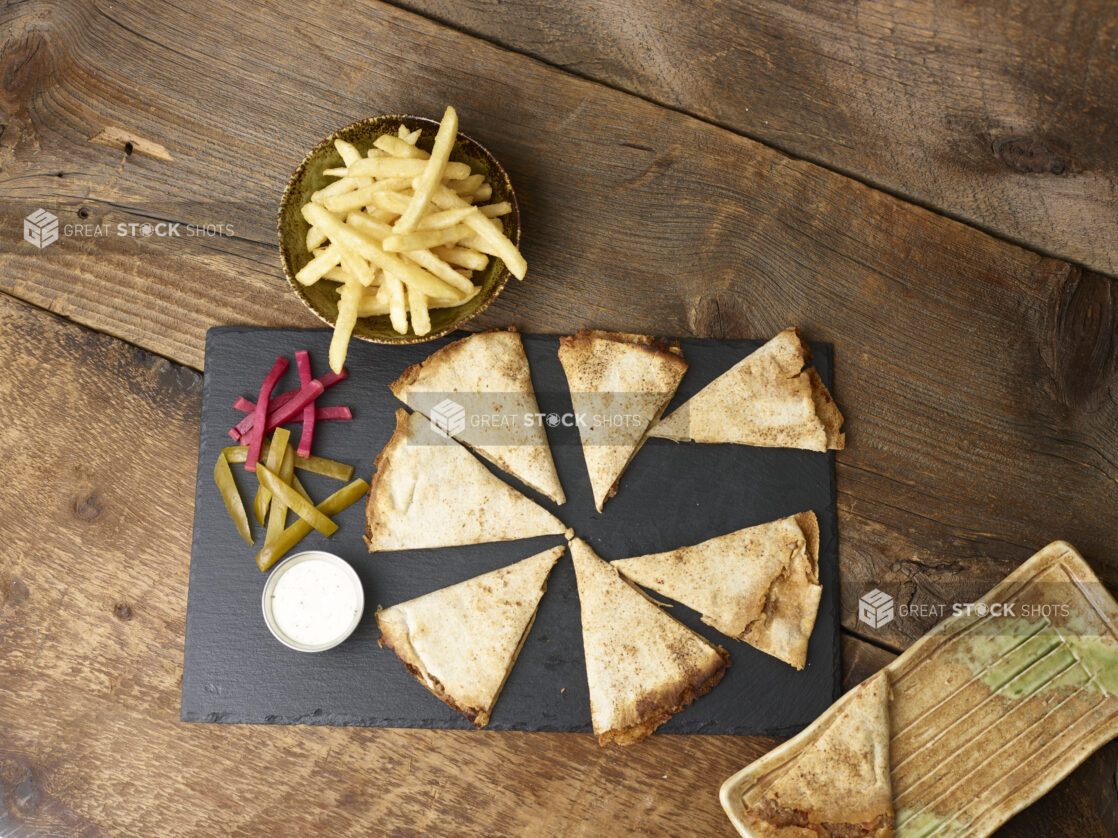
[430,184,526,279]
[384,272,408,333]
[337,244,376,287]
[473,183,492,202]
[398,124,410,139]
[394,105,458,234]
[321,265,353,283]
[329,279,361,374]
[334,138,361,167]
[479,202,512,218]
[322,167,349,177]
[322,178,410,214]
[451,173,485,197]
[432,245,489,271]
[365,207,398,224]
[408,285,431,336]
[403,128,421,145]
[295,244,341,285]
[306,225,327,250]
[356,285,478,317]
[403,248,476,295]
[302,203,461,299]
[373,134,427,159]
[347,156,470,181]
[382,225,473,253]
[369,190,412,216]
[345,210,392,241]
[312,177,361,203]
[417,207,475,231]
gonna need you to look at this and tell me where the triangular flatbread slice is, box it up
[613,512,822,669]
[365,409,567,551]
[570,537,729,745]
[376,545,564,728]
[651,327,844,450]
[390,329,566,505]
[746,671,894,837]
[558,331,688,512]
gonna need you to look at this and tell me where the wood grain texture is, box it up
[1,0,1116,650]
[0,293,1112,837]
[391,0,1118,276]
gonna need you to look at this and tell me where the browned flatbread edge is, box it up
[597,642,730,746]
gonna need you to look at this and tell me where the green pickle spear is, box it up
[254,428,290,524]
[256,463,338,537]
[214,451,253,545]
[256,478,370,571]
[265,443,296,547]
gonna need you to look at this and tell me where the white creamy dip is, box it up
[265,553,362,650]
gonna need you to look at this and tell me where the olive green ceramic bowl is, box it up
[277,114,520,343]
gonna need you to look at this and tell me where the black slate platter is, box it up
[182,327,840,735]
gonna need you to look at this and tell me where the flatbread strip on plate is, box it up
[570,537,729,746]
[651,327,844,451]
[377,545,564,728]
[744,671,893,838]
[365,409,567,551]
[613,511,821,669]
[557,330,688,512]
[390,328,566,506]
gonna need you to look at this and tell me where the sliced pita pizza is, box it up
[377,545,564,728]
[745,671,894,837]
[390,328,566,506]
[651,327,844,450]
[612,512,821,669]
[570,537,730,745]
[365,409,567,552]
[557,331,688,512]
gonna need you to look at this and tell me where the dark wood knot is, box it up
[114,603,134,621]
[1046,267,1117,412]
[686,291,750,339]
[992,136,1067,174]
[72,492,103,520]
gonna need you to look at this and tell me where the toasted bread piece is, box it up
[569,537,729,745]
[377,546,564,727]
[613,512,821,669]
[651,328,844,450]
[364,409,566,552]
[747,672,894,838]
[390,329,566,505]
[557,330,688,511]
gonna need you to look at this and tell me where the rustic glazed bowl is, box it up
[278,114,520,343]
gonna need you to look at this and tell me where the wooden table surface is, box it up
[1,0,1116,835]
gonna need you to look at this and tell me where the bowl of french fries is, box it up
[278,106,526,372]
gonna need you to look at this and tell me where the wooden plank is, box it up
[0,290,1107,838]
[393,0,1118,276]
[1,0,1115,647]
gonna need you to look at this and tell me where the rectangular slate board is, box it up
[182,327,840,735]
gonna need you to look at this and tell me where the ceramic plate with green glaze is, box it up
[277,114,520,344]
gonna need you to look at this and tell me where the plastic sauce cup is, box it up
[262,550,364,652]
